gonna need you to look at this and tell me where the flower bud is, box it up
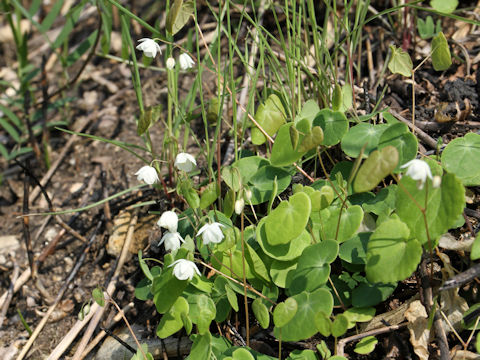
[166,57,175,70]
[432,175,442,188]
[235,198,245,215]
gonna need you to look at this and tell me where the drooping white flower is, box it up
[174,153,197,172]
[157,211,178,233]
[197,222,225,245]
[135,165,159,185]
[400,159,433,190]
[166,57,176,70]
[136,38,162,58]
[159,231,184,252]
[179,53,195,70]
[234,198,245,215]
[169,259,200,281]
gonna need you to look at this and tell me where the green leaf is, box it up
[265,192,311,245]
[396,172,465,245]
[273,289,333,341]
[354,146,399,193]
[270,260,297,288]
[314,312,332,337]
[287,349,317,360]
[222,166,242,192]
[298,126,324,153]
[286,240,338,295]
[187,332,212,360]
[331,314,349,337]
[332,84,342,111]
[232,348,255,360]
[152,269,188,314]
[92,287,105,307]
[321,205,364,243]
[295,100,320,124]
[339,233,370,265]
[339,84,353,112]
[366,219,422,283]
[273,298,298,327]
[166,0,194,35]
[343,307,376,328]
[137,105,162,136]
[441,133,480,186]
[271,123,306,166]
[313,109,348,146]
[251,94,286,145]
[138,250,152,281]
[430,0,458,13]
[252,298,270,329]
[471,233,480,260]
[225,284,239,312]
[388,46,413,77]
[65,30,98,67]
[256,218,311,261]
[200,182,220,209]
[417,16,436,39]
[187,294,216,335]
[249,166,291,205]
[341,123,388,158]
[352,282,396,307]
[156,296,189,338]
[431,32,452,71]
[354,336,378,354]
[378,123,418,171]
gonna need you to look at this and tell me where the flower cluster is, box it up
[136,38,195,70]
[157,211,184,252]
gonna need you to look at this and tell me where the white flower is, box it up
[157,211,178,233]
[159,231,184,252]
[234,198,245,215]
[174,153,197,172]
[197,222,225,245]
[136,38,161,58]
[135,166,159,185]
[179,53,195,70]
[432,175,442,188]
[169,259,200,281]
[400,159,433,190]
[166,57,176,70]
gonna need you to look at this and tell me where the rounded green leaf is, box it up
[378,123,417,171]
[441,133,480,186]
[92,287,105,307]
[274,289,333,341]
[430,0,458,14]
[156,296,189,338]
[295,99,320,123]
[187,294,216,335]
[231,156,270,185]
[225,284,239,312]
[265,192,311,245]
[286,241,338,295]
[232,348,255,360]
[354,336,378,354]
[331,314,349,337]
[298,126,324,152]
[388,46,412,77]
[321,205,364,243]
[471,233,480,260]
[271,123,305,166]
[200,182,219,209]
[270,259,297,288]
[341,123,388,158]
[222,166,242,192]
[252,94,286,145]
[366,219,422,283]
[396,172,465,245]
[432,32,452,71]
[166,0,194,35]
[249,166,291,205]
[313,109,348,146]
[256,217,311,261]
[339,232,370,265]
[314,312,332,337]
[273,297,298,327]
[354,146,399,193]
[343,307,376,328]
[252,298,270,329]
[352,282,396,307]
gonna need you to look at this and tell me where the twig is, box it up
[69,209,139,360]
[78,302,135,360]
[337,323,408,356]
[16,221,103,360]
[0,258,20,328]
[22,159,36,279]
[389,110,438,149]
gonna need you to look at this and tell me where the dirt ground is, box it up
[1,1,480,359]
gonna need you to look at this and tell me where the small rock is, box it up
[0,236,20,266]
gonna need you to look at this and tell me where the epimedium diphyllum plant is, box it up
[84,0,480,359]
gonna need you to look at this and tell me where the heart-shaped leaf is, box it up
[388,46,412,77]
[354,146,399,193]
[298,126,324,152]
[265,192,311,245]
[156,296,189,338]
[187,294,216,335]
[321,205,364,243]
[354,336,378,354]
[314,312,332,337]
[273,297,298,327]
[166,0,194,35]
[252,94,286,145]
[341,123,389,158]
[441,133,480,186]
[378,123,417,171]
[271,123,305,166]
[273,289,333,341]
[252,298,270,329]
[366,219,422,283]
[313,109,348,146]
[430,0,458,14]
